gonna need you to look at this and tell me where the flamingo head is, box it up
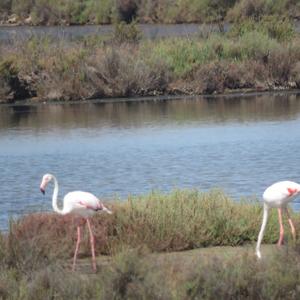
[40,173,53,195]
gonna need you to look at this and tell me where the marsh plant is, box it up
[1,0,299,25]
[6,190,289,258]
[1,230,300,299]
[1,189,300,298]
[1,14,300,103]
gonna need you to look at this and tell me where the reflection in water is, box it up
[0,93,300,230]
[1,93,300,131]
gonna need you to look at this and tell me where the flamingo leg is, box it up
[285,208,296,242]
[86,218,97,272]
[72,226,81,271]
[277,208,284,246]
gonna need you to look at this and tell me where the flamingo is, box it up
[256,181,300,259]
[39,173,112,271]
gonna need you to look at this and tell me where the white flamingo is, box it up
[256,181,300,258]
[39,173,112,271]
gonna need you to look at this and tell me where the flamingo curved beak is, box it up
[40,187,45,195]
[103,206,113,214]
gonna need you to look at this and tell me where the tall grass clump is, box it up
[112,189,281,251]
[149,38,214,77]
[228,16,295,42]
[183,250,300,299]
[2,190,300,298]
[100,247,172,300]
[10,189,286,259]
[227,0,299,21]
[113,20,142,44]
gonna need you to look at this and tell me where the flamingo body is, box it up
[256,180,300,258]
[39,173,112,271]
[63,191,105,217]
[263,181,300,208]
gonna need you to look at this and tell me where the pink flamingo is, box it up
[39,173,112,271]
[256,181,300,258]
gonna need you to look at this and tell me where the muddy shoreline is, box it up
[2,88,300,107]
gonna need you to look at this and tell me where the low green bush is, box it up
[6,189,288,258]
[228,16,295,42]
[184,250,300,299]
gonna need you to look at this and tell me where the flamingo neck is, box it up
[51,175,67,215]
[256,203,269,259]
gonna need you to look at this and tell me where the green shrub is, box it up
[2,0,300,24]
[113,20,142,44]
[260,15,295,42]
[5,189,286,259]
[184,250,300,299]
[226,0,295,21]
[229,16,295,42]
[150,39,213,76]
[100,248,172,300]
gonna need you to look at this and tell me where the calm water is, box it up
[0,23,216,41]
[1,93,300,230]
[0,22,299,42]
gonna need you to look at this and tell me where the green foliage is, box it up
[9,0,115,25]
[0,59,18,80]
[86,0,115,24]
[226,0,295,21]
[112,190,280,251]
[1,32,300,102]
[2,0,299,24]
[260,15,295,42]
[184,250,300,299]
[113,20,142,44]
[11,0,33,16]
[1,189,300,299]
[149,39,212,76]
[228,16,295,42]
[100,248,172,300]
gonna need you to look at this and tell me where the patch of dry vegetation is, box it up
[0,16,299,103]
[1,189,300,298]
[2,233,300,299]
[1,0,299,25]
[5,190,295,258]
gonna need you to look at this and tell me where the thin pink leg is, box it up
[277,208,284,246]
[72,226,81,271]
[86,218,97,272]
[285,208,296,242]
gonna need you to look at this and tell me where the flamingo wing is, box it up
[63,191,101,216]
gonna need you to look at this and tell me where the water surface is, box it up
[0,21,299,42]
[1,93,300,230]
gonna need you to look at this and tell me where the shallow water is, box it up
[0,21,299,42]
[0,23,216,41]
[1,93,300,230]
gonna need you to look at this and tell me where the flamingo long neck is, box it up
[51,176,67,215]
[256,203,269,259]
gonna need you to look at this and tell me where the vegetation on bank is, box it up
[1,189,300,299]
[0,0,299,25]
[0,16,299,103]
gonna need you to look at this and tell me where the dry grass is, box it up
[1,0,299,25]
[4,189,296,260]
[1,188,300,299]
[1,16,300,103]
